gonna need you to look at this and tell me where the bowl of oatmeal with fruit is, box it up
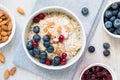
[22,6,86,70]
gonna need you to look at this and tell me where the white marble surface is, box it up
[0,0,119,80]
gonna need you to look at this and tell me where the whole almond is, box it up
[1,36,8,43]
[7,31,11,36]
[1,25,8,31]
[17,7,25,15]
[0,35,1,40]
[4,70,10,79]
[0,53,5,63]
[10,67,16,76]
[1,31,7,37]
[0,20,8,26]
[8,21,12,31]
[0,10,4,17]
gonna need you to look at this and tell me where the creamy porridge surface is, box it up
[27,12,83,60]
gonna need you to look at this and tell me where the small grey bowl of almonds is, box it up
[0,4,16,48]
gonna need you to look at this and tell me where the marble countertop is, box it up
[0,0,119,80]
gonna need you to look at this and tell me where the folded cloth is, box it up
[13,0,106,80]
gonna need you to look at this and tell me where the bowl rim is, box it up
[22,6,86,70]
[102,0,120,38]
[0,4,16,48]
[79,63,117,80]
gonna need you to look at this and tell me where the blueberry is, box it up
[103,50,110,56]
[112,10,118,16]
[103,43,110,49]
[33,26,40,33]
[39,58,46,64]
[46,46,54,53]
[26,41,33,50]
[33,34,41,42]
[104,11,112,18]
[111,3,118,10]
[110,16,116,22]
[81,7,89,16]
[118,12,120,19]
[88,46,95,53]
[43,36,50,42]
[115,28,120,35]
[52,56,61,66]
[108,28,115,33]
[113,19,120,28]
[105,21,112,29]
[113,30,118,34]
[40,51,47,59]
[33,48,40,56]
[29,50,35,56]
[43,41,50,48]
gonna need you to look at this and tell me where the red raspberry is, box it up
[45,60,51,65]
[31,40,38,47]
[33,17,40,23]
[61,52,67,58]
[38,13,45,19]
[59,35,65,42]
[60,58,66,65]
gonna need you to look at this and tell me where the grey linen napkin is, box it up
[13,0,106,80]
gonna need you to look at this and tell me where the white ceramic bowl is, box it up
[80,63,117,80]
[22,6,86,70]
[102,1,120,38]
[0,4,16,48]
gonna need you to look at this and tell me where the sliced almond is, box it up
[10,67,16,76]
[17,7,25,15]
[1,31,7,37]
[64,25,70,32]
[0,53,5,63]
[46,31,51,37]
[4,70,10,79]
[43,27,48,33]
[48,22,55,27]
[57,26,62,33]
[55,47,62,55]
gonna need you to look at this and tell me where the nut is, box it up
[48,22,55,27]
[0,53,5,63]
[1,25,8,31]
[17,7,25,15]
[55,47,62,55]
[4,70,10,79]
[10,67,16,76]
[0,10,4,17]
[0,36,8,43]
[64,25,70,32]
[57,26,62,33]
[7,31,11,36]
[8,21,12,31]
[1,31,7,37]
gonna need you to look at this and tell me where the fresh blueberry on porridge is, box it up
[26,12,83,66]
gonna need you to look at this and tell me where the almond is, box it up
[7,31,11,36]
[1,36,8,43]
[51,34,56,39]
[64,25,70,32]
[43,27,48,33]
[0,18,2,22]
[0,10,4,17]
[46,31,51,37]
[1,31,7,37]
[48,22,55,27]
[0,53,5,63]
[0,20,8,26]
[55,47,62,55]
[1,25,8,31]
[17,7,25,15]
[4,70,10,79]
[57,26,62,33]
[10,67,16,76]
[8,21,12,31]
[0,35,1,40]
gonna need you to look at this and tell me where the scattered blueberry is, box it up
[113,19,120,28]
[39,58,46,64]
[105,21,112,29]
[112,10,118,16]
[33,48,40,56]
[103,50,110,56]
[88,46,95,53]
[46,46,54,53]
[103,43,110,49]
[110,16,116,22]
[43,41,50,48]
[52,56,61,66]
[26,41,33,50]
[118,12,120,18]
[81,7,89,16]
[43,36,50,42]
[111,3,118,10]
[33,34,41,42]
[33,26,40,33]
[29,50,35,56]
[104,10,112,18]
[115,28,120,35]
[40,51,47,59]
